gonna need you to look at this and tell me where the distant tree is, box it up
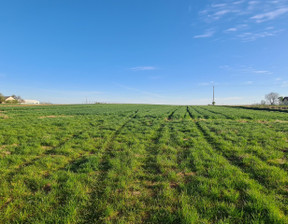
[278,96,284,105]
[11,94,24,103]
[260,100,266,105]
[0,93,4,103]
[265,92,279,105]
[16,95,24,103]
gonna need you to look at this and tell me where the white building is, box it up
[22,99,40,105]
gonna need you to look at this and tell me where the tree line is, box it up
[261,92,287,105]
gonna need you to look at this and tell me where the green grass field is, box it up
[0,104,288,223]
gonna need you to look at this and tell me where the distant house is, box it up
[4,96,16,102]
[22,99,40,105]
[283,97,288,105]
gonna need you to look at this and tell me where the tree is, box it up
[0,93,4,103]
[260,100,266,105]
[16,95,24,103]
[278,96,284,105]
[265,92,279,105]
[11,94,24,103]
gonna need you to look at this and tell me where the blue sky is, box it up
[0,0,287,105]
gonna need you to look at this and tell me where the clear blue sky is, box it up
[0,0,287,104]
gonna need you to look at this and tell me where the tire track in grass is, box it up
[195,121,288,218]
[186,110,288,223]
[3,117,107,177]
[187,106,204,119]
[144,106,202,223]
[41,111,139,177]
[204,121,288,171]
[142,107,179,185]
[1,116,105,176]
[193,106,227,119]
[212,106,270,120]
[0,131,96,215]
[7,117,107,179]
[35,110,140,223]
[4,131,86,181]
[98,110,139,150]
[43,109,164,223]
[80,110,140,223]
[141,121,174,222]
[188,107,288,193]
[191,106,214,119]
[186,106,195,119]
[98,107,178,223]
[139,107,187,223]
[195,121,288,214]
[194,106,288,208]
[200,106,234,119]
[196,121,288,190]
[167,107,179,120]
[0,112,137,220]
[168,119,203,223]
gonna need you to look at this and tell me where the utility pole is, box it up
[212,86,215,105]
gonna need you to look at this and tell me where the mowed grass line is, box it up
[141,115,180,223]
[185,106,288,223]
[207,106,288,121]
[79,110,143,223]
[139,106,202,223]
[196,121,288,190]
[202,120,288,170]
[198,106,234,120]
[0,130,97,222]
[186,106,204,119]
[195,120,288,215]
[80,106,189,223]
[0,111,139,223]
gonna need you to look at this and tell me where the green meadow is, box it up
[0,104,288,223]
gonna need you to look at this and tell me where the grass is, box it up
[0,104,288,223]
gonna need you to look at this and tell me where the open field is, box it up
[0,104,288,223]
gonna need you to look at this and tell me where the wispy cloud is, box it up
[243,67,273,75]
[214,10,231,16]
[211,3,228,8]
[244,81,253,85]
[234,0,245,5]
[281,81,288,87]
[247,1,260,11]
[194,30,215,38]
[196,0,288,41]
[220,65,273,75]
[238,29,283,41]
[274,78,288,88]
[224,24,248,33]
[225,27,238,32]
[129,66,157,71]
[251,8,288,23]
[253,70,272,74]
